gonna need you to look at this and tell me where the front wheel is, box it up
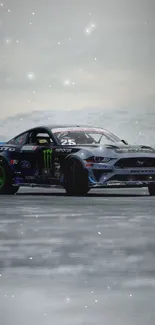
[64,159,89,196]
[148,184,155,196]
[0,164,19,194]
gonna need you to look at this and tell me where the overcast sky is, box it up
[0,0,155,119]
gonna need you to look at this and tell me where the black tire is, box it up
[0,163,19,195]
[64,158,89,196]
[148,184,155,196]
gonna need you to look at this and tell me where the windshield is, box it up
[52,127,122,145]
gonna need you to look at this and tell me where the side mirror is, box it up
[121,139,128,145]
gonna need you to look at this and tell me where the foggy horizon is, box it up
[1,0,155,119]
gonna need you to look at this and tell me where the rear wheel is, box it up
[64,159,89,196]
[148,184,155,196]
[0,164,19,194]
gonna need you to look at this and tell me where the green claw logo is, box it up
[43,149,53,169]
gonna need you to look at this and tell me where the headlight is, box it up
[86,156,111,163]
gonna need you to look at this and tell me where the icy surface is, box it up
[0,188,155,324]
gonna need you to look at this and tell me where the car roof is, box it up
[23,124,106,132]
[10,124,107,141]
[48,124,101,129]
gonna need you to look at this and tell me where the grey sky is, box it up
[0,0,155,119]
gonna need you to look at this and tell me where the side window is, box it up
[29,131,54,145]
[14,132,28,145]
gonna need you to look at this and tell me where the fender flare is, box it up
[0,155,14,176]
[64,154,86,169]
[0,155,10,166]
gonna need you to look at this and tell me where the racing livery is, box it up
[0,124,155,196]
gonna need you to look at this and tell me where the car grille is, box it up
[115,158,155,168]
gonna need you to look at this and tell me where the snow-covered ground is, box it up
[0,188,155,325]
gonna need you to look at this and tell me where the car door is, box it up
[3,131,34,183]
[19,128,56,183]
[8,131,39,182]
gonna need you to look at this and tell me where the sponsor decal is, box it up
[116,147,155,153]
[43,149,53,169]
[92,164,109,169]
[0,147,15,152]
[21,145,37,151]
[130,170,155,173]
[10,159,18,165]
[20,160,31,169]
[14,177,24,184]
[55,148,72,153]
[25,176,35,180]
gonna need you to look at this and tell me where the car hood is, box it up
[76,143,155,159]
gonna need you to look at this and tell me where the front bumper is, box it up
[88,162,155,188]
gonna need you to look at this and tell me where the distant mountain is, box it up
[0,107,155,146]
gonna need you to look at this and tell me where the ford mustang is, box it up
[0,124,155,196]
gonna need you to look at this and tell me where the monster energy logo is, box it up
[43,149,53,169]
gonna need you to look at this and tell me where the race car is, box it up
[0,124,155,196]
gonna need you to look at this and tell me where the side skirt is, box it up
[13,183,64,189]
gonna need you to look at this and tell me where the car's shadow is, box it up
[16,191,148,197]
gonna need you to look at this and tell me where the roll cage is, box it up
[7,127,60,146]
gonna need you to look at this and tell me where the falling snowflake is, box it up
[4,38,12,45]
[84,22,96,36]
[27,72,36,80]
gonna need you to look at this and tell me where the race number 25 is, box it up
[60,139,76,145]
